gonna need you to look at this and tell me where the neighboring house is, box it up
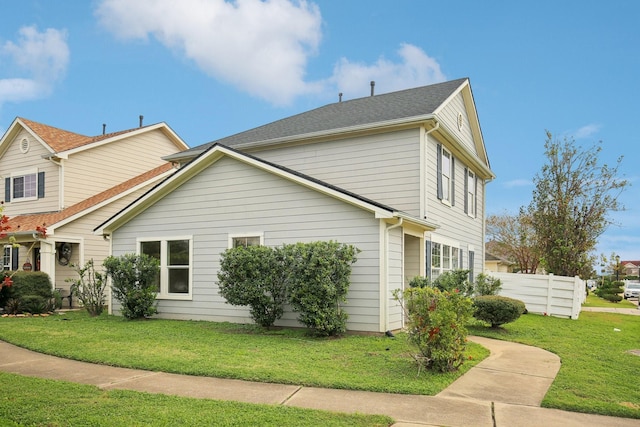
[0,117,188,304]
[96,78,495,332]
[484,252,516,273]
[620,261,640,277]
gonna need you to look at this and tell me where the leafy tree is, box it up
[486,210,541,274]
[528,131,628,278]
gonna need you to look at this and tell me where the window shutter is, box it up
[37,171,45,198]
[436,144,443,200]
[474,176,478,217]
[4,178,10,202]
[451,157,456,206]
[426,240,432,279]
[463,167,469,214]
[11,247,19,271]
[468,250,475,283]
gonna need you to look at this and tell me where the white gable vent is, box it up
[20,138,30,153]
[457,113,464,131]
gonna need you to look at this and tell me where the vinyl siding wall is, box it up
[110,156,386,332]
[387,226,404,331]
[438,92,477,155]
[425,134,485,276]
[1,128,60,216]
[63,129,178,207]
[247,129,422,216]
[52,181,163,293]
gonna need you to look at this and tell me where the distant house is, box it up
[620,261,640,277]
[484,252,515,273]
[96,78,495,332]
[0,118,188,304]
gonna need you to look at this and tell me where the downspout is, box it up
[43,155,64,210]
[421,120,440,220]
[383,217,403,332]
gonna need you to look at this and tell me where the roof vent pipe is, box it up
[102,124,106,135]
[139,115,144,128]
[339,92,343,102]
[370,81,375,96]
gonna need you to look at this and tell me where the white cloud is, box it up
[330,43,446,99]
[96,0,323,106]
[96,1,446,105]
[574,123,601,139]
[0,26,69,106]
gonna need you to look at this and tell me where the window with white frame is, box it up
[466,169,476,217]
[5,170,44,203]
[228,233,263,248]
[3,246,12,271]
[12,172,37,200]
[429,240,460,278]
[437,144,454,205]
[139,237,192,298]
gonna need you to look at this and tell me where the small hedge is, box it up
[1,271,56,314]
[473,295,526,328]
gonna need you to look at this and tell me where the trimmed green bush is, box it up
[601,293,623,303]
[104,254,159,320]
[394,286,473,372]
[1,271,55,314]
[218,245,287,328]
[285,241,359,336]
[473,295,526,328]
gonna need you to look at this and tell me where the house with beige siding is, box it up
[0,118,188,304]
[97,78,495,332]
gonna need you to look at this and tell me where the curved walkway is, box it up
[0,337,637,426]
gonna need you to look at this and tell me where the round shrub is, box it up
[601,293,623,303]
[473,295,526,328]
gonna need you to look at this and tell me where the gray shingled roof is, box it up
[173,78,468,159]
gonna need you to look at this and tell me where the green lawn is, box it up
[582,293,637,308]
[0,372,392,426]
[0,309,638,422]
[469,311,640,419]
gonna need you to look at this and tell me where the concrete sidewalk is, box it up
[1,337,638,426]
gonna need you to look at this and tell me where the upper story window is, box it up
[5,170,44,203]
[139,237,192,299]
[466,169,476,218]
[437,144,455,205]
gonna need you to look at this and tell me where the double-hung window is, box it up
[437,144,455,205]
[428,240,460,279]
[139,237,192,299]
[3,246,12,271]
[466,169,476,218]
[6,169,43,202]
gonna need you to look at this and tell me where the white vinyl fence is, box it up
[488,272,586,319]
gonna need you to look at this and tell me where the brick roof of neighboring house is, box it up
[168,78,469,160]
[19,117,149,153]
[4,163,174,235]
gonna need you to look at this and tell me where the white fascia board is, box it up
[3,118,57,156]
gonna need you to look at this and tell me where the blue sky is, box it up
[1,0,638,265]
